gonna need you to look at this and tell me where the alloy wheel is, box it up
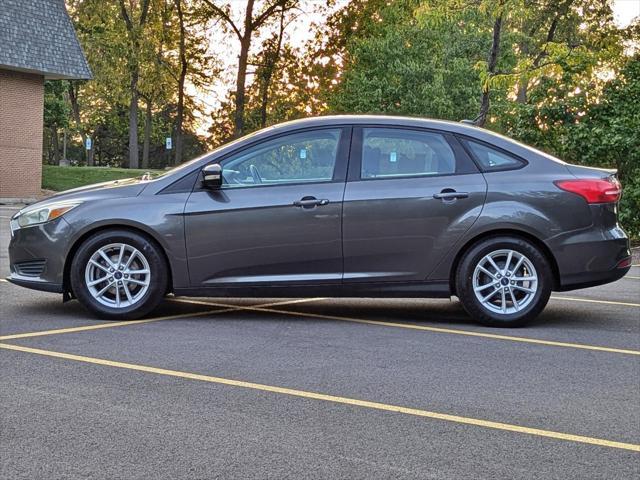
[84,243,151,308]
[472,249,538,315]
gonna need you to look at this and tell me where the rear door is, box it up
[342,126,487,283]
[184,127,350,287]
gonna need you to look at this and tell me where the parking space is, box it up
[1,206,639,479]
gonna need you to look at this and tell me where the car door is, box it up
[342,126,487,283]
[184,127,350,287]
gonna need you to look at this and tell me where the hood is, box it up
[31,177,148,208]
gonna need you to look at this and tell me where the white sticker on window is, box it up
[300,148,307,159]
[389,151,397,162]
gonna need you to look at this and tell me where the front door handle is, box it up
[293,197,330,208]
[433,190,469,200]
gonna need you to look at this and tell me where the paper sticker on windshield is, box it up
[300,148,307,159]
[390,151,397,162]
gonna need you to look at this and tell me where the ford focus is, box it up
[8,116,631,326]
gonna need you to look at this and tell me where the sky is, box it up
[193,0,640,135]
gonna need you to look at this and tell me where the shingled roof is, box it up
[0,0,92,80]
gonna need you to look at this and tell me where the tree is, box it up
[200,0,298,137]
[174,0,187,165]
[43,81,71,165]
[119,0,152,168]
[324,0,486,120]
[566,56,640,237]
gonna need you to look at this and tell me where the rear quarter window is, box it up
[461,138,525,171]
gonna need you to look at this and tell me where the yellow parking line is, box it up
[0,278,7,283]
[551,296,640,308]
[0,297,325,341]
[171,299,640,356]
[0,342,637,452]
[625,276,640,280]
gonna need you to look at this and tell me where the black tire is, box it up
[70,229,168,320]
[455,236,552,327]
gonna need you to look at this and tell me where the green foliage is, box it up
[44,81,70,129]
[54,0,214,168]
[567,57,640,237]
[42,165,163,192]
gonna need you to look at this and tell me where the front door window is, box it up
[222,129,342,188]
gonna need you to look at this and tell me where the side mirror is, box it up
[202,163,223,189]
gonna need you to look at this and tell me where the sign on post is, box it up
[85,137,92,151]
[166,137,172,150]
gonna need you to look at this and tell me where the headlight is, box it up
[13,201,82,230]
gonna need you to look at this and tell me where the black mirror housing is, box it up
[202,163,223,189]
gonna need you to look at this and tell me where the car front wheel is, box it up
[455,236,552,327]
[70,229,168,320]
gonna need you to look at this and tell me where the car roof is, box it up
[268,114,474,134]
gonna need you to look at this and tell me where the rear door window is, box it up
[361,128,457,179]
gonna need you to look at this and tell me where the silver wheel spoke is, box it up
[124,249,140,269]
[480,289,499,303]
[477,265,496,279]
[98,250,116,269]
[123,283,134,303]
[509,287,519,310]
[87,277,107,287]
[117,244,125,266]
[513,285,535,293]
[115,285,121,307]
[503,251,513,274]
[474,282,494,293]
[511,256,525,275]
[127,269,149,275]
[501,289,507,313]
[89,259,109,273]
[487,256,501,275]
[513,276,536,281]
[95,282,112,297]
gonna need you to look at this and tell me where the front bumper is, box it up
[7,216,74,293]
[6,276,63,293]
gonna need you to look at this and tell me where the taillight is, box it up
[554,177,621,203]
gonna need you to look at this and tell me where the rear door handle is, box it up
[293,197,329,208]
[433,191,469,200]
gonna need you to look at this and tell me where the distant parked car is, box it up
[8,116,631,326]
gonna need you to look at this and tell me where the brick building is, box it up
[0,0,91,200]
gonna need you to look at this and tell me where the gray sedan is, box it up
[7,116,631,326]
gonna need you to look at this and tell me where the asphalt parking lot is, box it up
[1,205,639,479]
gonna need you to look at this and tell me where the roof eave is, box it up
[0,63,92,81]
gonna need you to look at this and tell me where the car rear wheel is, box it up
[455,236,552,327]
[70,230,168,320]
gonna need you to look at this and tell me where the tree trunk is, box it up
[87,129,95,166]
[50,126,60,165]
[259,8,285,128]
[516,83,527,103]
[476,14,502,127]
[68,82,90,165]
[142,99,152,169]
[62,128,67,163]
[233,0,256,138]
[128,67,140,169]
[174,0,187,165]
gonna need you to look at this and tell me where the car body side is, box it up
[7,115,631,297]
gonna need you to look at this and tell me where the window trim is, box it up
[190,126,352,192]
[348,126,478,182]
[456,134,528,173]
